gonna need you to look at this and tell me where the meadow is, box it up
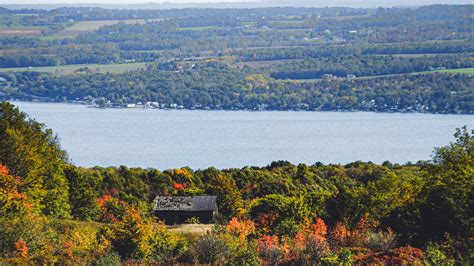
[435,67,474,75]
[0,62,148,75]
[53,20,141,38]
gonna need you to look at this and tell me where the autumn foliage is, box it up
[14,240,28,258]
[257,235,287,265]
[295,218,329,251]
[0,163,32,215]
[173,183,186,190]
[227,217,255,239]
[0,102,471,264]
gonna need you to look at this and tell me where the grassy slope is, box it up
[436,67,474,75]
[168,224,214,241]
[53,219,211,237]
[0,62,148,75]
[177,26,221,31]
[49,219,211,244]
[49,19,164,39]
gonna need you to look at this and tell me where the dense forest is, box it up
[266,54,473,80]
[0,5,473,114]
[0,101,473,264]
[1,63,473,113]
[0,5,472,67]
[0,3,473,264]
[233,40,474,62]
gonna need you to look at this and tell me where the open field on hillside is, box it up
[0,28,43,36]
[177,26,221,31]
[435,67,474,75]
[168,224,214,238]
[386,53,461,58]
[235,58,303,68]
[323,14,371,21]
[0,62,148,75]
[353,68,474,79]
[51,18,164,38]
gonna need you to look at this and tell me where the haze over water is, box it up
[13,102,474,169]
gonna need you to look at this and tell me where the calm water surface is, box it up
[13,102,474,169]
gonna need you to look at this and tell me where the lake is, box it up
[12,102,474,169]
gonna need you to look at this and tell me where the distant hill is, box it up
[1,0,473,10]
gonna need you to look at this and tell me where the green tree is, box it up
[106,205,185,261]
[388,127,473,262]
[64,165,102,220]
[364,171,423,222]
[106,206,152,259]
[0,102,70,217]
[203,168,244,218]
[417,127,473,260]
[249,194,310,236]
[194,230,230,264]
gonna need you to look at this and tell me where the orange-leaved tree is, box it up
[292,218,330,264]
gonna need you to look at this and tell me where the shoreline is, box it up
[7,99,473,115]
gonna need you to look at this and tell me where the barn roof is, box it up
[154,196,218,211]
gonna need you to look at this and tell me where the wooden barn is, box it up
[153,196,218,225]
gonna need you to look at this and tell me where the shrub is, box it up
[216,219,260,265]
[105,206,151,260]
[257,235,286,265]
[228,241,260,266]
[185,217,200,224]
[354,245,425,264]
[250,194,310,237]
[328,218,394,251]
[194,231,230,264]
[212,212,228,225]
[274,219,301,238]
[104,204,187,262]
[97,194,126,223]
[148,223,188,263]
[367,228,397,251]
[337,248,354,265]
[227,218,255,239]
[328,221,352,248]
[92,252,122,266]
[56,225,101,264]
[0,214,47,261]
[292,218,331,264]
[425,243,453,265]
[389,246,425,264]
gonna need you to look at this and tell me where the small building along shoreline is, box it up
[153,196,218,225]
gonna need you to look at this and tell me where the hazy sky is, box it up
[0,0,471,6]
[0,0,252,3]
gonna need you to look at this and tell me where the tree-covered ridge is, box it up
[0,102,472,264]
[0,5,473,115]
[0,5,472,68]
[233,40,474,62]
[1,63,473,113]
[265,54,473,80]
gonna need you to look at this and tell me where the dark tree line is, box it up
[234,40,474,62]
[1,63,472,114]
[267,54,473,80]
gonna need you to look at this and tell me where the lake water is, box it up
[12,102,474,169]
